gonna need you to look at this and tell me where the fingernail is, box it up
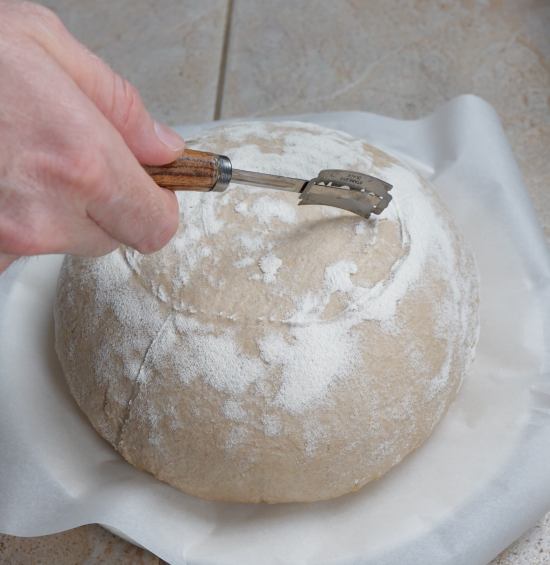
[154,120,185,152]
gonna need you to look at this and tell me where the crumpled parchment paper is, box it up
[1,95,549,565]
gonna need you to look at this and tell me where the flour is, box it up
[238,233,264,253]
[57,120,479,471]
[323,261,359,295]
[223,400,247,422]
[234,201,248,214]
[261,413,282,436]
[251,196,297,225]
[258,319,360,414]
[77,122,465,414]
[233,257,255,268]
[258,254,282,283]
[354,217,379,248]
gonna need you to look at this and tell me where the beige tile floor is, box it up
[1,1,549,563]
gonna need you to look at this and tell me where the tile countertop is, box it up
[1,1,549,564]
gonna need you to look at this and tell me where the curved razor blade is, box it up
[299,169,392,219]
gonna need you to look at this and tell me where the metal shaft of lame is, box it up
[232,169,307,193]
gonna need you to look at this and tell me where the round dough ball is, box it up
[55,121,479,504]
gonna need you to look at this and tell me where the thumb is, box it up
[30,8,184,165]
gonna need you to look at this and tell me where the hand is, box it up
[0,0,185,274]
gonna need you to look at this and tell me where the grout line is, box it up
[214,0,235,121]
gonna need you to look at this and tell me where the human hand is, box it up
[0,0,185,275]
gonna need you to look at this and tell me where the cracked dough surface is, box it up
[54,121,479,503]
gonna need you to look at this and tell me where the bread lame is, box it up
[143,149,393,220]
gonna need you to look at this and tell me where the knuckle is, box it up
[111,76,143,133]
[55,151,108,198]
[20,2,63,33]
[10,2,71,57]
[17,149,106,201]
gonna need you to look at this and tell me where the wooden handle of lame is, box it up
[143,149,222,192]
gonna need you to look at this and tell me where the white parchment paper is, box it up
[1,95,549,565]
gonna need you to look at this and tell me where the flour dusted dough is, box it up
[55,122,479,504]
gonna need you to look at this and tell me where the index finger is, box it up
[21,2,185,166]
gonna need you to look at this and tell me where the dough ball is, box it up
[55,121,479,503]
